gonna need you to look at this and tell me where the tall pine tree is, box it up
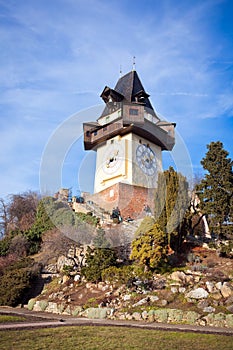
[154,167,190,252]
[197,141,233,237]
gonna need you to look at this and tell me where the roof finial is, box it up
[119,65,122,77]
[132,56,136,71]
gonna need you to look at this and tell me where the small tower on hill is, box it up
[83,70,176,218]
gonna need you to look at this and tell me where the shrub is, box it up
[81,247,117,282]
[0,257,41,306]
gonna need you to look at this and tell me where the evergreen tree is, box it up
[196,141,233,237]
[154,167,190,251]
[130,223,169,271]
[81,246,117,282]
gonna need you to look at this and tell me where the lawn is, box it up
[0,326,232,350]
[0,314,26,323]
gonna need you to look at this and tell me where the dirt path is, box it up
[0,306,232,336]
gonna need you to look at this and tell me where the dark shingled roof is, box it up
[114,70,154,110]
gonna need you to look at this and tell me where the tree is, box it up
[81,246,117,282]
[130,223,169,271]
[134,216,155,238]
[196,141,233,237]
[0,257,40,306]
[7,191,39,232]
[154,167,190,251]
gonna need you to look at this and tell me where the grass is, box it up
[0,326,232,350]
[0,315,26,323]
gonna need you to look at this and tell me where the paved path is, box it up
[0,306,233,336]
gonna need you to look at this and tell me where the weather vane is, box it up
[132,56,136,71]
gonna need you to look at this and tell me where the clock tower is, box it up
[83,70,175,218]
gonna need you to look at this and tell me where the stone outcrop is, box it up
[27,263,233,329]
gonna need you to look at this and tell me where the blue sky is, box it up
[0,0,233,198]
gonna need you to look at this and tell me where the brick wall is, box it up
[85,183,155,220]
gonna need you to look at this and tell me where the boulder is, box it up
[57,255,75,272]
[123,294,131,301]
[186,288,209,299]
[205,281,215,293]
[85,307,112,319]
[132,312,142,321]
[168,309,183,323]
[220,282,233,298]
[153,309,168,323]
[203,306,215,313]
[170,271,187,284]
[183,311,200,324]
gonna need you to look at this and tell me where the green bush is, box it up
[0,236,11,256]
[81,247,117,282]
[0,258,41,306]
[102,265,134,285]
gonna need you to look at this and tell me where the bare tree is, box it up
[0,198,9,237]
[7,191,39,232]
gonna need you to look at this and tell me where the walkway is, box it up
[0,306,232,335]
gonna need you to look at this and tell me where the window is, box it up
[94,130,98,136]
[86,131,90,137]
[129,108,138,116]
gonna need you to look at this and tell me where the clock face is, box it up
[102,143,124,174]
[136,144,156,176]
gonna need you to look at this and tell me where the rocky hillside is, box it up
[29,241,233,328]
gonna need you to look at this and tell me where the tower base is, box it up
[84,183,155,220]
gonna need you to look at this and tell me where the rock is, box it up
[203,306,215,313]
[153,309,168,323]
[211,291,222,300]
[74,274,81,282]
[168,309,183,323]
[152,278,166,290]
[197,300,209,310]
[186,275,195,284]
[171,287,178,294]
[85,307,112,319]
[133,297,149,307]
[28,298,36,311]
[170,271,187,284]
[72,306,83,316]
[221,282,233,298]
[149,295,159,302]
[186,288,209,299]
[183,311,200,324]
[215,282,222,290]
[57,255,75,272]
[206,281,215,293]
[62,275,70,284]
[123,294,131,301]
[226,304,233,313]
[141,310,148,320]
[179,287,186,293]
[225,295,233,305]
[125,313,133,320]
[132,312,142,321]
[225,314,233,327]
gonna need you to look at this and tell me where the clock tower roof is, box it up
[114,70,154,110]
[100,70,154,112]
